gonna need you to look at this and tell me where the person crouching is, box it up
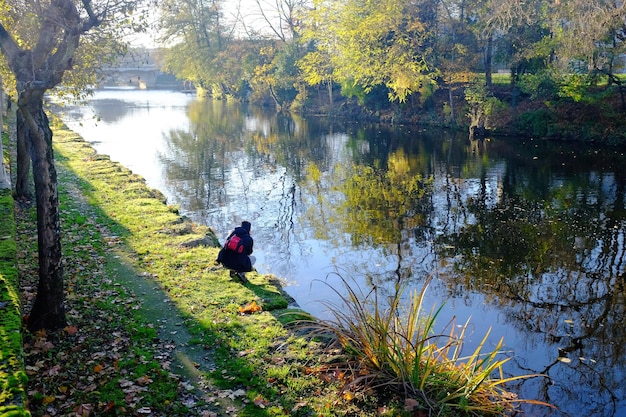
[216,221,255,283]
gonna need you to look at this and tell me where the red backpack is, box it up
[225,235,245,253]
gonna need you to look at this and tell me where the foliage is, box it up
[301,0,440,103]
[0,189,29,417]
[302,275,553,416]
[517,71,559,100]
[516,108,558,137]
[554,73,623,104]
[157,0,232,94]
[465,80,507,132]
[254,42,301,107]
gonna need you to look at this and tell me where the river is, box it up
[57,87,626,417]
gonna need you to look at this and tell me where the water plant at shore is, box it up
[301,274,554,416]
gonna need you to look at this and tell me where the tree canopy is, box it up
[155,0,626,122]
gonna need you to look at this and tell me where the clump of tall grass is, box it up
[303,274,552,416]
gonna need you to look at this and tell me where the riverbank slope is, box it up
[301,82,626,144]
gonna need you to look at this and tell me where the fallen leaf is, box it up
[64,325,79,335]
[232,388,246,398]
[238,300,262,314]
[254,395,269,408]
[73,403,93,416]
[42,395,56,405]
[46,364,62,376]
[136,375,153,386]
[291,401,307,412]
[34,338,55,353]
[404,398,420,410]
[101,401,116,413]
[93,364,103,373]
[83,383,98,393]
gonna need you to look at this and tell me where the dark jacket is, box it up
[216,226,254,272]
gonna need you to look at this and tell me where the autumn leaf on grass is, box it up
[101,402,117,414]
[42,395,56,405]
[136,375,153,386]
[291,401,307,412]
[238,300,262,314]
[73,403,93,416]
[254,395,269,408]
[45,364,62,376]
[64,325,79,335]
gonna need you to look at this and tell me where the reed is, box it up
[303,274,551,416]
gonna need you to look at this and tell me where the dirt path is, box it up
[104,248,216,388]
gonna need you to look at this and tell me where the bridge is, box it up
[100,65,184,89]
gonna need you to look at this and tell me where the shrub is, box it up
[516,108,557,137]
[300,274,552,416]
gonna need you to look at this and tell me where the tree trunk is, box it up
[327,79,333,109]
[22,97,66,331]
[15,110,32,200]
[0,76,10,190]
[484,35,493,90]
[448,85,455,125]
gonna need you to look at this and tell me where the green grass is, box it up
[491,73,511,86]
[0,112,30,417]
[0,188,29,417]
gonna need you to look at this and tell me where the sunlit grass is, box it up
[491,73,511,86]
[301,274,554,416]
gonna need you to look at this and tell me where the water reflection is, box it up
[59,89,626,417]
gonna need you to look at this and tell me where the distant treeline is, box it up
[153,0,626,142]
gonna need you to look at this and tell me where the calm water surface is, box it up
[58,88,626,417]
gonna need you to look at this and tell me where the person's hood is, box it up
[234,226,249,235]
